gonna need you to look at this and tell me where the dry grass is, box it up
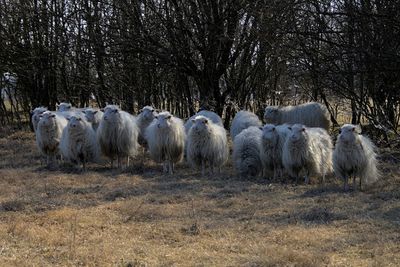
[0,130,399,266]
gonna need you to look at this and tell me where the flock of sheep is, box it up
[31,102,379,191]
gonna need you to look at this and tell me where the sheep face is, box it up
[191,115,209,132]
[67,116,86,132]
[83,109,99,123]
[288,124,306,143]
[262,124,278,144]
[155,112,173,129]
[39,112,58,127]
[102,106,121,123]
[338,124,361,144]
[32,107,47,126]
[57,102,72,111]
[264,106,279,122]
[140,106,157,121]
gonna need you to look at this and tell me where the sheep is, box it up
[186,115,229,175]
[57,102,73,112]
[184,110,223,134]
[260,124,291,180]
[35,111,68,164]
[136,106,157,147]
[333,124,379,191]
[59,115,100,170]
[31,106,48,132]
[232,126,263,178]
[145,111,185,174]
[230,110,262,140]
[282,124,333,185]
[82,108,104,131]
[96,105,139,168]
[264,102,331,131]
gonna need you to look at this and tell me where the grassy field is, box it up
[0,129,399,266]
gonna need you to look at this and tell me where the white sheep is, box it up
[59,115,100,169]
[333,124,379,191]
[56,102,73,112]
[186,115,229,175]
[184,110,223,133]
[145,111,185,174]
[36,111,68,164]
[232,126,263,178]
[282,124,333,185]
[96,105,139,168]
[260,124,291,180]
[82,108,103,131]
[264,102,331,131]
[136,106,157,147]
[31,106,48,132]
[230,110,262,140]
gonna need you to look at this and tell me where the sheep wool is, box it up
[282,124,333,184]
[260,123,291,179]
[186,115,229,175]
[60,115,100,169]
[36,111,68,164]
[96,105,139,168]
[145,111,186,174]
[264,102,331,131]
[137,106,157,147]
[230,110,262,141]
[333,124,379,190]
[83,108,104,131]
[232,126,263,178]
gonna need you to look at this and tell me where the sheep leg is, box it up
[117,156,121,168]
[201,160,206,176]
[163,162,168,174]
[359,176,362,191]
[127,156,130,167]
[168,161,173,175]
[352,176,356,191]
[343,176,349,191]
[304,172,310,184]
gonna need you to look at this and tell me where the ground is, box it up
[0,129,399,266]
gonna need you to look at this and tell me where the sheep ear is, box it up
[139,109,143,113]
[338,129,342,134]
[191,119,195,123]
[259,126,263,130]
[355,125,362,134]
[167,115,172,120]
[272,127,276,131]
[302,127,306,132]
[50,114,56,118]
[288,127,292,130]
[155,115,158,119]
[66,117,70,121]
[93,110,98,114]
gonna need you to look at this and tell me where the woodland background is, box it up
[0,0,399,132]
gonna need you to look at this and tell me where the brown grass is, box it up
[0,130,399,266]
